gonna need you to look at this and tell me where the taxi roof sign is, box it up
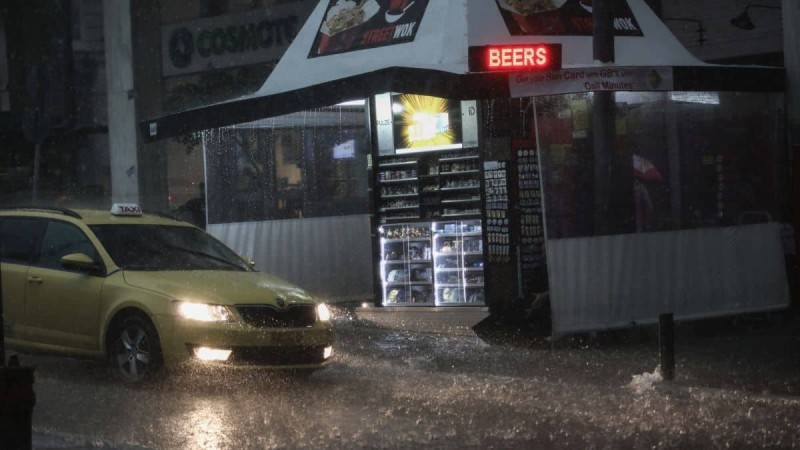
[111,203,143,216]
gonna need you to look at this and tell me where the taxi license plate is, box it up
[272,332,302,346]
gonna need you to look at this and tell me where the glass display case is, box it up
[376,151,485,307]
[379,222,434,305]
[432,220,485,305]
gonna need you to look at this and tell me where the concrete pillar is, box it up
[103,0,139,204]
[785,0,800,140]
[785,0,800,307]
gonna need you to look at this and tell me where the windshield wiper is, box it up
[160,244,248,271]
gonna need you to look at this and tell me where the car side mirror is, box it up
[62,253,102,274]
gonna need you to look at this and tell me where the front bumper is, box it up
[156,315,333,369]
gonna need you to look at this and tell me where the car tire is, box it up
[109,312,163,384]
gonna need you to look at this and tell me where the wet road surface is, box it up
[23,311,800,449]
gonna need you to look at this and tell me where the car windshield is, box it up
[90,224,252,271]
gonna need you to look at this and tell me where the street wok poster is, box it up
[309,0,430,58]
[496,0,643,36]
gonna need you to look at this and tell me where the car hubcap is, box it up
[116,326,151,379]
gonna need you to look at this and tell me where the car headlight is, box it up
[175,301,232,322]
[316,303,331,322]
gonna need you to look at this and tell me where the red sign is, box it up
[469,44,562,73]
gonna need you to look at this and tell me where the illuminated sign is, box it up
[392,94,463,154]
[469,44,562,73]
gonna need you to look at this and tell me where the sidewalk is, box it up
[33,431,148,450]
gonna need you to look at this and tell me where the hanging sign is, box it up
[495,0,643,37]
[510,67,674,97]
[469,44,562,72]
[309,0,430,58]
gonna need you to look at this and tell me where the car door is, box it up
[0,217,46,343]
[24,220,106,351]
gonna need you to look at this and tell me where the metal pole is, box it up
[0,259,5,367]
[32,142,41,204]
[659,313,675,381]
[593,0,615,64]
[592,0,615,235]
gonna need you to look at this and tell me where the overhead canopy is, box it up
[142,0,784,141]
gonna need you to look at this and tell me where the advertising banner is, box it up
[495,0,643,37]
[309,0,430,58]
[510,67,674,97]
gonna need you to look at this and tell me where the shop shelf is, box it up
[380,178,418,183]
[439,186,479,191]
[380,161,417,168]
[434,232,481,237]
[442,212,481,218]
[439,170,480,176]
[381,216,422,223]
[380,205,420,212]
[439,155,479,162]
[381,193,418,198]
[441,198,480,204]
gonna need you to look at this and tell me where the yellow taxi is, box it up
[0,204,333,382]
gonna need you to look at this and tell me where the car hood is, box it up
[121,270,316,306]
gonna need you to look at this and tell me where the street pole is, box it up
[593,0,615,235]
[659,313,675,381]
[0,259,4,367]
[783,0,800,308]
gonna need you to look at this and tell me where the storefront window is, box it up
[204,104,370,223]
[534,91,787,239]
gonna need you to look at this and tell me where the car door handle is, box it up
[27,276,44,284]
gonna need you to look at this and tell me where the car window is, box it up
[36,221,99,271]
[90,224,251,271]
[0,217,46,264]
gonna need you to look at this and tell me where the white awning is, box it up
[257,0,702,98]
[142,0,782,141]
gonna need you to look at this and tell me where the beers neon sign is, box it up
[469,44,562,72]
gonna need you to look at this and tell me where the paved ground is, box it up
[19,307,800,449]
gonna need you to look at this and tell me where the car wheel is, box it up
[110,313,163,383]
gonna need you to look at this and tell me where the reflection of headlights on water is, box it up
[175,301,232,322]
[194,347,232,361]
[317,303,332,322]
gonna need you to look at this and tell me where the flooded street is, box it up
[26,310,800,449]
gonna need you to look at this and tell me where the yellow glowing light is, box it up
[399,95,455,149]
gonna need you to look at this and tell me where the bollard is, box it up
[659,313,675,381]
[0,356,36,450]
